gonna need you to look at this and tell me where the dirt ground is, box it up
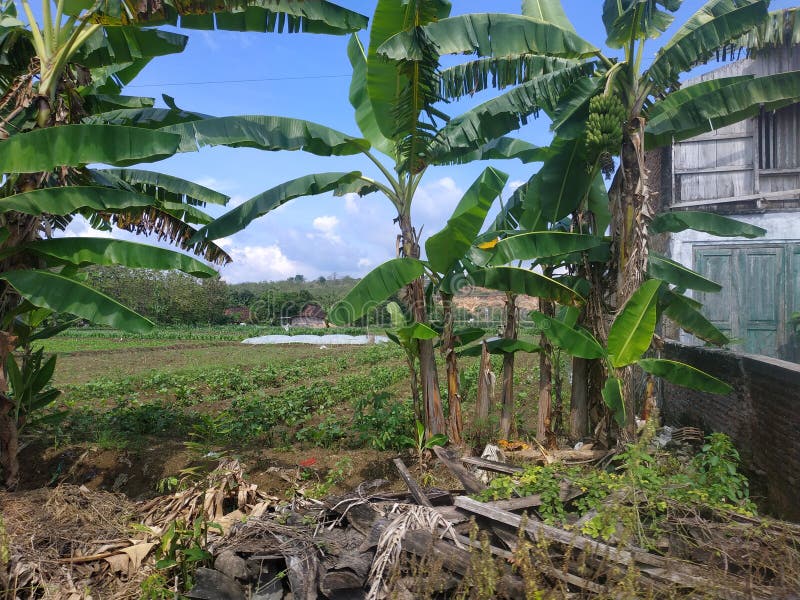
[15,439,421,500]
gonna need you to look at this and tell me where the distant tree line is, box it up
[85,267,402,326]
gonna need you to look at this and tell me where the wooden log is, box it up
[285,552,320,600]
[433,446,485,494]
[515,448,610,463]
[482,481,583,513]
[393,458,434,507]
[400,529,526,598]
[461,456,524,475]
[320,551,374,596]
[454,496,771,600]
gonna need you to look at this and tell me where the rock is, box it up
[187,568,246,600]
[248,559,285,600]
[215,550,249,581]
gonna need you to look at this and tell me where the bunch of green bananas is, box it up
[586,94,626,178]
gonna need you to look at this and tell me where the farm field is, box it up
[19,328,544,499]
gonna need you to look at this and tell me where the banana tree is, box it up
[384,0,800,437]
[533,278,733,432]
[179,1,564,436]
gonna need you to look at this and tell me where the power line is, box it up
[127,73,351,88]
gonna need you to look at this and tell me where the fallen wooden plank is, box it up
[483,481,583,513]
[454,496,771,600]
[393,458,433,508]
[400,529,526,598]
[515,448,610,463]
[433,446,486,494]
[461,456,524,475]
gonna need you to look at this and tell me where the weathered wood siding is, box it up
[667,46,800,210]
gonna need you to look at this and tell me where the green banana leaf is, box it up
[530,134,593,222]
[459,337,541,357]
[638,358,733,394]
[650,211,765,238]
[602,0,677,48]
[378,14,598,60]
[0,125,181,173]
[0,270,153,332]
[646,70,800,147]
[489,232,606,266]
[587,173,612,235]
[450,327,487,348]
[75,27,188,69]
[645,74,752,121]
[549,77,602,137]
[429,67,592,161]
[661,288,730,346]
[395,322,439,345]
[158,201,214,225]
[440,55,582,101]
[96,168,229,206]
[366,0,450,141]
[83,94,156,113]
[602,376,626,428]
[22,238,218,277]
[0,186,160,216]
[160,115,369,155]
[329,258,425,326]
[347,34,394,157]
[86,106,209,128]
[63,0,368,35]
[646,0,768,89]
[522,0,577,32]
[193,172,362,241]
[426,167,508,274]
[431,137,550,166]
[648,253,722,292]
[474,267,584,307]
[386,301,407,328]
[607,279,662,368]
[530,311,607,359]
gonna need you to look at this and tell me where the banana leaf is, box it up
[0,125,180,173]
[22,238,218,277]
[193,172,363,241]
[638,358,732,394]
[329,258,425,325]
[648,253,722,292]
[426,167,508,274]
[607,279,662,368]
[650,210,765,238]
[530,311,606,359]
[0,270,153,332]
[473,266,584,306]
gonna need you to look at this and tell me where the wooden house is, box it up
[289,303,327,328]
[657,44,800,361]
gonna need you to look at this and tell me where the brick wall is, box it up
[660,342,800,521]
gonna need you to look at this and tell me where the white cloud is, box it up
[220,244,306,283]
[63,216,115,239]
[312,215,339,233]
[357,258,372,269]
[344,193,359,214]
[311,215,342,244]
[508,179,526,192]
[412,177,464,224]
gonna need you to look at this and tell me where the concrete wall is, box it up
[660,342,800,521]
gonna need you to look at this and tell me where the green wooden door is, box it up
[694,243,797,361]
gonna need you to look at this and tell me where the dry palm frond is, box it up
[138,458,272,530]
[366,504,463,600]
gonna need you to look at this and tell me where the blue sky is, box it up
[67,1,797,283]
